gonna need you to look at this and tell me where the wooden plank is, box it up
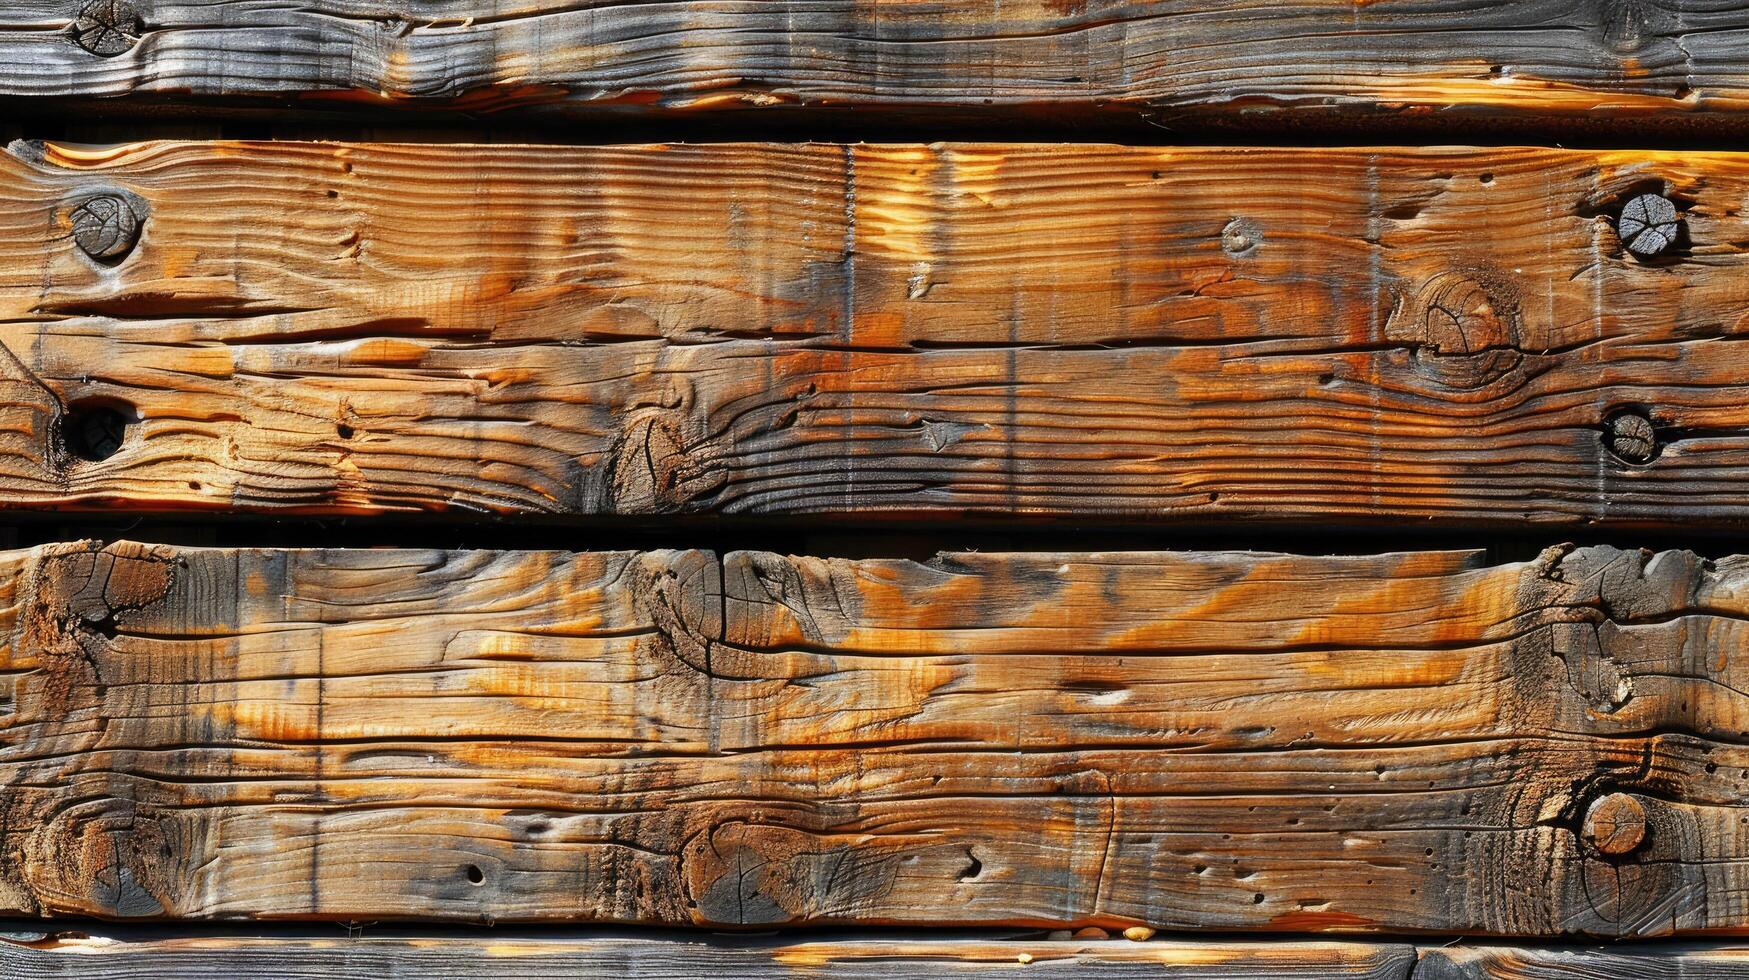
[1418,944,1749,977]
[3,140,1749,525]
[0,2,1737,133]
[3,540,1749,935]
[0,933,1420,978]
[8,932,1749,978]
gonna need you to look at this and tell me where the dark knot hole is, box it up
[60,398,137,462]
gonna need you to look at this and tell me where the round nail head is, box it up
[70,195,143,262]
[1583,792,1646,856]
[1617,193,1680,257]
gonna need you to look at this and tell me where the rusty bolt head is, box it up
[1605,412,1656,464]
[1583,792,1647,856]
[70,194,144,262]
[1617,193,1680,257]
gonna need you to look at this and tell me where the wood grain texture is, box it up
[4,540,1749,935]
[0,1,1738,132]
[3,140,1749,524]
[0,933,1420,978]
[8,932,1748,978]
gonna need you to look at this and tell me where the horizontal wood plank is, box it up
[3,141,1749,524]
[8,931,1748,978]
[3,540,1749,935]
[0,933,1421,978]
[0,2,1739,132]
[8,932,1749,978]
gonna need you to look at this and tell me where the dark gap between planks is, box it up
[16,105,1749,152]
[1,514,1746,568]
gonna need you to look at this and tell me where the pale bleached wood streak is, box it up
[0,2,1738,131]
[3,541,1749,935]
[2,141,1749,524]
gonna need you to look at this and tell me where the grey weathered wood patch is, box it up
[0,1,1735,133]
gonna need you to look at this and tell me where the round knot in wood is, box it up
[1583,792,1646,856]
[72,0,143,56]
[1617,193,1680,258]
[1605,412,1656,464]
[1221,217,1261,256]
[70,194,144,262]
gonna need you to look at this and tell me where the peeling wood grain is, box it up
[3,541,1749,935]
[2,141,1749,524]
[0,1,1740,134]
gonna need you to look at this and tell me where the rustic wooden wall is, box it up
[3,2,1749,976]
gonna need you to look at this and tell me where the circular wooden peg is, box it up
[72,0,143,56]
[1583,792,1647,856]
[70,194,145,262]
[1604,412,1656,464]
[1617,193,1680,257]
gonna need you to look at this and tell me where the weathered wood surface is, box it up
[0,933,1422,978]
[0,2,1739,132]
[3,540,1749,935]
[9,932,1748,979]
[4,141,1749,524]
[8,933,1749,979]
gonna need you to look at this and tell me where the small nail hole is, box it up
[60,399,136,462]
[337,423,355,439]
[464,864,484,884]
